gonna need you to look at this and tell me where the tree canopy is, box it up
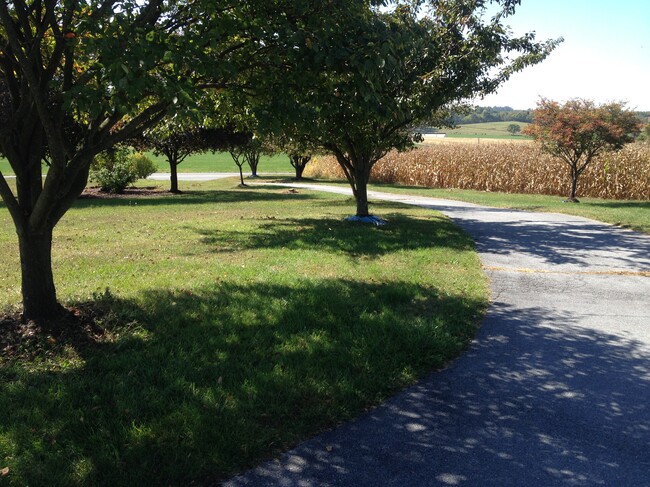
[255,1,562,216]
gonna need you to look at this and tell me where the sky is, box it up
[475,0,650,110]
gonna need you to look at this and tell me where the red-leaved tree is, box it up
[525,99,642,202]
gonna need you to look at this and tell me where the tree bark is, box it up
[332,150,371,217]
[238,164,245,186]
[247,153,260,178]
[170,160,180,193]
[568,164,580,202]
[18,227,65,321]
[290,154,310,180]
[355,174,369,217]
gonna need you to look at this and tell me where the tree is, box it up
[289,154,312,180]
[258,1,561,217]
[639,123,650,144]
[0,0,289,321]
[227,135,265,186]
[265,132,319,180]
[136,121,207,194]
[507,123,521,135]
[228,145,249,187]
[243,136,267,178]
[524,98,642,202]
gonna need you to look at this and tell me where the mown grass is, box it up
[145,151,293,173]
[0,178,487,486]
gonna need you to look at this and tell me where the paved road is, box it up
[148,172,292,181]
[148,172,240,181]
[224,183,650,487]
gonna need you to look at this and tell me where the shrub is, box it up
[130,152,157,179]
[91,147,138,193]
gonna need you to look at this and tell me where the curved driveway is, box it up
[220,183,650,486]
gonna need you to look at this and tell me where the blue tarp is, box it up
[344,215,388,226]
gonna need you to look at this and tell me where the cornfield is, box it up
[305,142,650,200]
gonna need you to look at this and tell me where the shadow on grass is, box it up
[0,278,483,487]
[69,188,314,210]
[585,200,650,210]
[192,211,474,258]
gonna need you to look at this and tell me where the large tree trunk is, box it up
[332,151,372,217]
[170,160,180,193]
[295,164,305,180]
[18,227,65,321]
[355,175,370,217]
[568,164,580,202]
[246,152,260,178]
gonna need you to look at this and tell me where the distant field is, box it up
[307,143,650,202]
[421,136,532,145]
[426,121,532,140]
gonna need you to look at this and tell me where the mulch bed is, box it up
[79,186,168,199]
[0,305,108,363]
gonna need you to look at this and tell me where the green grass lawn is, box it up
[147,151,294,173]
[0,178,487,486]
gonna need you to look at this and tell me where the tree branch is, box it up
[0,172,23,228]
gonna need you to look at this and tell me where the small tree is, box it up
[137,121,246,193]
[266,133,318,180]
[639,123,650,144]
[507,123,521,136]
[289,154,312,180]
[244,136,265,178]
[137,124,207,194]
[525,99,642,202]
[227,135,264,186]
[229,147,247,186]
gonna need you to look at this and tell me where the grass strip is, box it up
[0,152,294,176]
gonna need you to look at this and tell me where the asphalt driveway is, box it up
[221,183,650,486]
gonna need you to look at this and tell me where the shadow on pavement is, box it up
[417,204,650,270]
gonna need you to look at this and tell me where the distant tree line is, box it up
[438,106,650,126]
[452,106,534,124]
